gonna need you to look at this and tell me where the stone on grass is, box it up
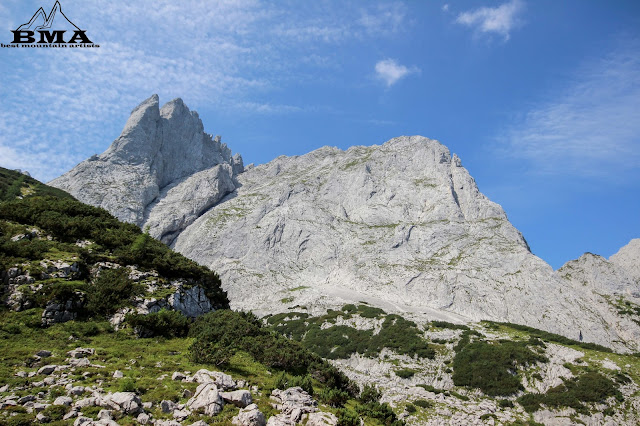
[304,412,338,426]
[136,412,151,424]
[221,389,252,408]
[53,396,73,406]
[232,403,266,426]
[171,372,186,381]
[103,392,142,415]
[186,383,224,416]
[160,399,177,413]
[37,365,57,375]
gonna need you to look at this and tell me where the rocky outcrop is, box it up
[172,136,640,351]
[610,239,640,283]
[49,95,244,244]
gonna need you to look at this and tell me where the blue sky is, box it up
[0,0,639,269]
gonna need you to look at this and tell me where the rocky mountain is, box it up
[50,95,244,245]
[610,239,640,283]
[172,136,640,352]
[50,96,640,353]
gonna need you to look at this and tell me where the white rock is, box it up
[221,389,252,408]
[171,372,186,381]
[103,392,142,415]
[113,370,124,378]
[186,383,224,416]
[67,348,95,359]
[160,399,177,413]
[136,412,151,424]
[53,396,73,406]
[304,412,338,426]
[232,403,266,426]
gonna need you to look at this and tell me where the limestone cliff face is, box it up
[49,95,243,244]
[610,239,640,283]
[49,96,640,351]
[171,135,639,351]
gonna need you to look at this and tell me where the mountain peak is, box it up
[50,96,243,240]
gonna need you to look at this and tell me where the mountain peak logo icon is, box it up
[5,1,98,47]
[17,1,80,33]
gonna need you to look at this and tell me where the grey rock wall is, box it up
[49,95,243,244]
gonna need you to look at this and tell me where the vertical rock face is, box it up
[49,95,243,244]
[172,136,639,351]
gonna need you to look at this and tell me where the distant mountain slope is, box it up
[50,95,244,245]
[173,136,640,352]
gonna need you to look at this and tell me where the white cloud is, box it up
[0,0,409,182]
[500,44,640,178]
[375,59,419,87]
[442,4,449,12]
[456,0,524,41]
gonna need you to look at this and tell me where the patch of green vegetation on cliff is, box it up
[267,305,434,360]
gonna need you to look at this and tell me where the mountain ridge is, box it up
[49,96,640,352]
[50,95,243,245]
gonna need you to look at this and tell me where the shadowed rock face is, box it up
[49,95,243,244]
[172,136,640,351]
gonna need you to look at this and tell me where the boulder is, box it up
[37,365,57,375]
[102,392,142,415]
[304,412,339,426]
[67,348,95,359]
[221,389,252,408]
[53,396,73,406]
[189,369,236,389]
[232,403,266,426]
[186,383,224,416]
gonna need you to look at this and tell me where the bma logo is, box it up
[8,1,98,47]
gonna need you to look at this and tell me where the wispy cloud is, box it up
[375,59,420,87]
[456,0,524,41]
[499,43,640,178]
[0,0,408,182]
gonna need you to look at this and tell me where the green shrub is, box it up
[499,399,514,408]
[431,321,469,330]
[359,384,382,403]
[271,310,434,360]
[118,377,137,392]
[489,322,613,353]
[273,372,314,395]
[413,399,432,409]
[86,268,142,317]
[126,309,190,338]
[395,368,417,379]
[42,404,68,421]
[189,310,356,396]
[357,304,385,318]
[405,404,416,413]
[356,401,402,426]
[517,372,622,413]
[452,340,547,396]
[342,304,357,313]
[336,408,360,426]
[318,388,350,407]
